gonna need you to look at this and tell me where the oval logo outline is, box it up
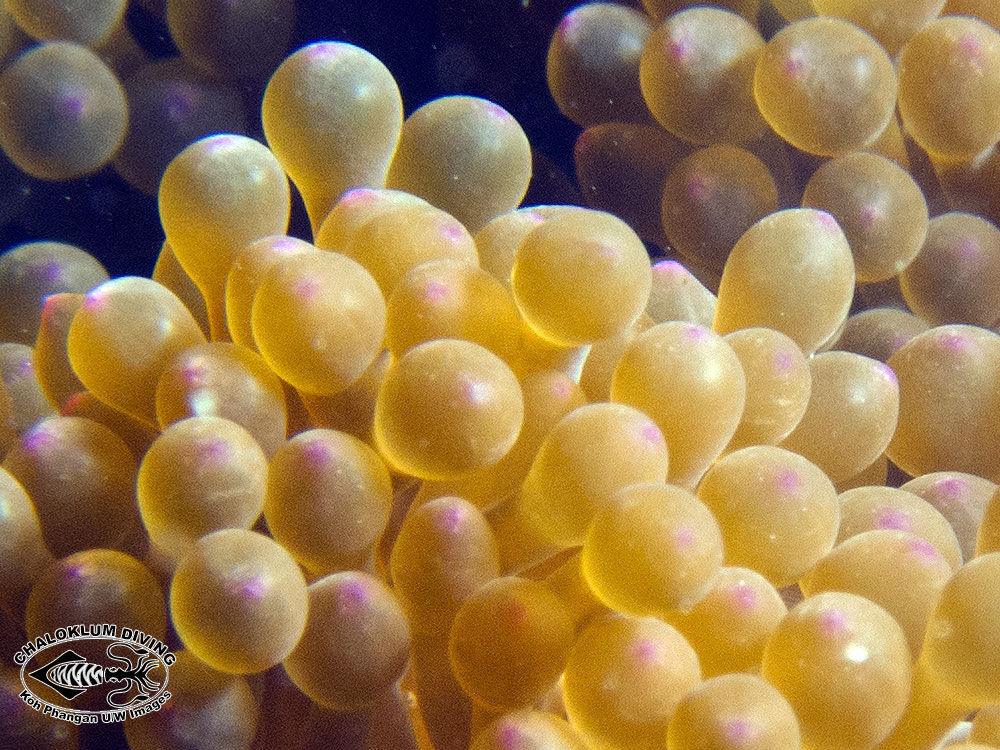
[16,624,174,722]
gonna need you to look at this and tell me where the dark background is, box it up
[0,0,595,278]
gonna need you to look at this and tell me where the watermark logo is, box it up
[13,623,174,725]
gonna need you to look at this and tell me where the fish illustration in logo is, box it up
[27,643,164,707]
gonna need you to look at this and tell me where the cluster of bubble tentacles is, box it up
[0,0,293,190]
[4,1,1000,749]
